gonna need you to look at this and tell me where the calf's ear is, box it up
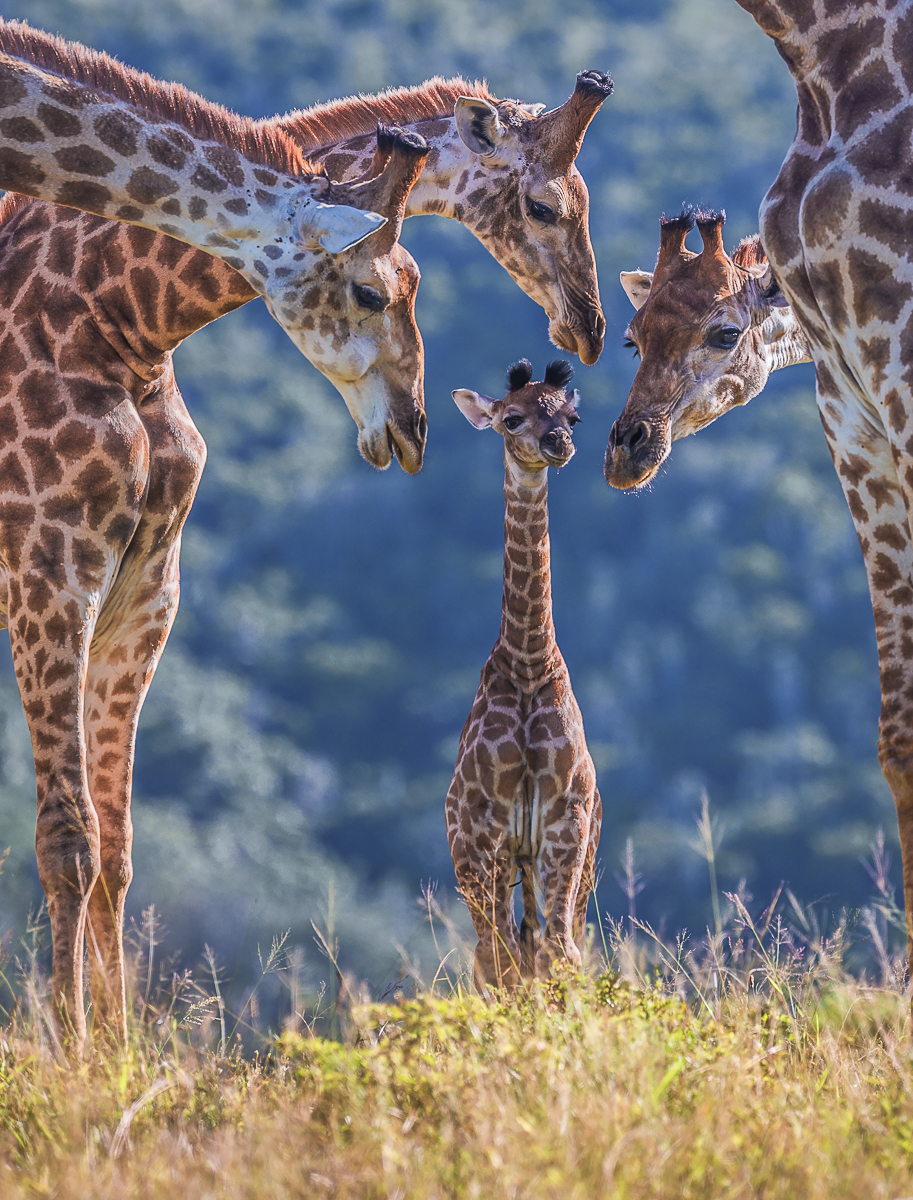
[455,97,512,160]
[452,389,497,429]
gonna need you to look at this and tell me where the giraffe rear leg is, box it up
[451,840,522,991]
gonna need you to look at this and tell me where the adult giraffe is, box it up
[0,21,611,1039]
[277,68,613,364]
[0,28,433,1042]
[605,0,913,975]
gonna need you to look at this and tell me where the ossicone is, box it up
[507,359,534,391]
[544,359,574,390]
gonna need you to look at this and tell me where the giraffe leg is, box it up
[448,828,522,991]
[571,786,601,953]
[535,781,595,978]
[818,388,913,975]
[84,384,205,1036]
[8,582,102,1043]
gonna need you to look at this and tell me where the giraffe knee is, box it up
[36,798,101,902]
[878,741,913,816]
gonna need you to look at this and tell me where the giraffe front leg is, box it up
[83,569,177,1039]
[535,779,595,978]
[84,389,204,1038]
[446,786,522,990]
[9,582,101,1044]
[821,389,913,977]
[572,786,601,953]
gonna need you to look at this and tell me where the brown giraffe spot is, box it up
[0,404,19,445]
[847,108,913,192]
[222,256,245,272]
[91,109,139,154]
[42,493,85,526]
[19,372,67,431]
[253,189,277,209]
[189,164,227,194]
[846,488,869,522]
[125,225,157,259]
[835,57,900,138]
[160,198,181,217]
[54,424,99,471]
[0,63,28,108]
[838,453,870,486]
[36,102,80,138]
[254,168,277,186]
[115,205,145,222]
[56,180,114,211]
[0,452,30,496]
[858,336,892,394]
[817,19,885,88]
[74,460,119,530]
[225,198,249,216]
[188,196,207,219]
[0,502,34,570]
[858,198,913,259]
[874,523,908,551]
[46,225,76,278]
[0,340,27,393]
[0,146,46,191]
[847,246,912,326]
[0,116,44,143]
[867,477,896,509]
[204,144,245,187]
[54,145,115,177]
[147,135,187,171]
[126,166,179,205]
[72,538,106,589]
[872,552,903,591]
[886,389,907,433]
[30,525,66,587]
[129,267,160,329]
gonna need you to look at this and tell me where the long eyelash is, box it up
[623,338,641,360]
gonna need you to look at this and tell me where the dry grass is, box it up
[0,872,911,1200]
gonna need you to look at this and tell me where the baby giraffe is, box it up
[448,360,601,990]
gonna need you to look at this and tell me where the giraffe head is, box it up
[451,71,613,365]
[267,126,431,473]
[452,358,580,470]
[603,208,797,490]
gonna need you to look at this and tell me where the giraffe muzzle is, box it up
[603,417,669,489]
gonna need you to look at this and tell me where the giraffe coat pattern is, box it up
[607,0,913,976]
[447,364,600,990]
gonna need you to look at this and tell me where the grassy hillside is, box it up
[1,880,911,1199]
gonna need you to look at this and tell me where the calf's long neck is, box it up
[493,453,561,688]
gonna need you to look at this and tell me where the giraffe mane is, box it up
[0,19,313,179]
[269,77,500,150]
[0,190,34,227]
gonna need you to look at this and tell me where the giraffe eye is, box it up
[353,284,386,312]
[709,325,741,349]
[503,414,524,431]
[526,198,557,225]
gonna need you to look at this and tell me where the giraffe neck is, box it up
[312,117,477,221]
[759,304,812,373]
[0,50,320,300]
[737,1,890,84]
[492,452,560,688]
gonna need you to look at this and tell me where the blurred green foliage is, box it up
[0,0,894,1001]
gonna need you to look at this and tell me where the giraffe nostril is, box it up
[626,422,648,453]
[415,411,427,443]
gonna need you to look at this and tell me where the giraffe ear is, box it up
[566,388,581,412]
[296,197,387,254]
[620,270,653,310]
[455,97,511,159]
[452,389,497,429]
[747,263,790,317]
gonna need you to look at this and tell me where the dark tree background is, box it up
[0,0,892,1001]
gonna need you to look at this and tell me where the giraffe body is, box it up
[605,0,913,974]
[0,23,434,1042]
[447,361,600,989]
